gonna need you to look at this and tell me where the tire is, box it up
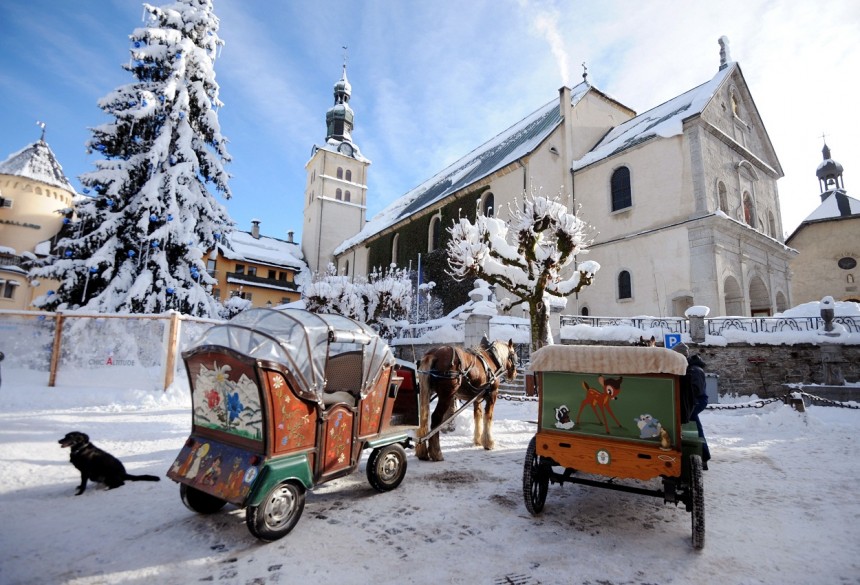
[523,436,549,515]
[689,454,706,550]
[180,483,227,515]
[246,481,306,542]
[366,444,408,492]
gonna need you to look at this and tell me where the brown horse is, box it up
[415,338,518,461]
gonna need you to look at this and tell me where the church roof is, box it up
[335,81,593,254]
[0,140,76,193]
[785,190,860,244]
[573,63,734,171]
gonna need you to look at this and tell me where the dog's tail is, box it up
[124,474,160,482]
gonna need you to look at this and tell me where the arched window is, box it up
[429,216,442,251]
[580,307,589,316]
[344,190,351,202]
[718,182,729,214]
[345,169,352,182]
[743,192,755,227]
[336,188,342,200]
[618,270,632,300]
[611,166,632,211]
[391,234,399,264]
[482,192,495,217]
[337,167,343,179]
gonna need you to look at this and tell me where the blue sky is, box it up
[1,0,858,243]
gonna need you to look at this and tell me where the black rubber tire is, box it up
[523,436,549,515]
[366,444,408,492]
[690,454,706,550]
[180,483,227,515]
[246,481,306,542]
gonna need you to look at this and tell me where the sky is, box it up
[1,0,858,245]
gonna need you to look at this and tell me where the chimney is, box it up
[251,219,260,239]
[718,36,731,70]
[287,230,294,244]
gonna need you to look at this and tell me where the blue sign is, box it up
[664,333,681,349]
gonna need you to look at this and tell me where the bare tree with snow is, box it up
[303,264,414,340]
[447,189,599,350]
[29,0,232,316]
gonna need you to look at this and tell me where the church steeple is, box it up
[325,64,355,143]
[816,141,845,198]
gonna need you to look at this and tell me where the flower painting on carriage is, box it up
[191,361,263,440]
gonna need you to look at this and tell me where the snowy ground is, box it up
[1,368,858,585]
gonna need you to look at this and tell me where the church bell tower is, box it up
[302,62,370,276]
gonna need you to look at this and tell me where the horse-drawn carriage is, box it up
[167,308,419,541]
[522,344,707,549]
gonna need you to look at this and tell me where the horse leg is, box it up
[481,391,497,450]
[472,400,483,447]
[427,394,452,461]
[415,371,432,461]
[442,399,458,432]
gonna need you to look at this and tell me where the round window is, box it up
[837,257,857,270]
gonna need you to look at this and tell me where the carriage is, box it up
[522,344,707,549]
[167,308,419,541]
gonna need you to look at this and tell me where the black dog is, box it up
[58,431,160,495]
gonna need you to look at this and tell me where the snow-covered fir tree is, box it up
[29,0,232,316]
[303,264,413,340]
[447,188,600,350]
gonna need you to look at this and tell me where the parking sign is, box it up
[664,333,681,349]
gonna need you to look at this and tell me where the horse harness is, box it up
[421,343,513,392]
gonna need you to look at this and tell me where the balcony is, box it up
[225,271,299,292]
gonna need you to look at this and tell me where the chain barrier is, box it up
[499,392,538,403]
[707,392,859,410]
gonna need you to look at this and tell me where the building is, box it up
[785,144,860,304]
[0,135,76,310]
[305,38,794,319]
[208,220,307,308]
[301,65,370,276]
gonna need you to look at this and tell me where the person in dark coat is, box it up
[674,343,712,469]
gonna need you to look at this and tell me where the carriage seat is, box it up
[322,351,363,408]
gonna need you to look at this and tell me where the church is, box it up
[302,38,796,319]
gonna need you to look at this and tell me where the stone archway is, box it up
[749,275,771,316]
[724,275,743,316]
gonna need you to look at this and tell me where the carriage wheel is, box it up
[689,454,705,550]
[523,436,549,515]
[246,480,306,542]
[367,444,408,492]
[180,483,226,514]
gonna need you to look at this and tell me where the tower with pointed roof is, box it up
[0,134,77,309]
[302,63,370,276]
[786,143,860,304]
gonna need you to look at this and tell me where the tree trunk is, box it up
[529,299,552,352]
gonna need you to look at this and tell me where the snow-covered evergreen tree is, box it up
[29,0,232,316]
[447,188,600,350]
[303,264,413,340]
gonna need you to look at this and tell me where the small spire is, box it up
[581,61,588,84]
[718,36,731,70]
[36,120,46,142]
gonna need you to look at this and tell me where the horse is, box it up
[414,338,518,462]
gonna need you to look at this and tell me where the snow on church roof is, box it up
[334,82,593,255]
[803,190,860,222]
[0,140,76,193]
[572,63,734,171]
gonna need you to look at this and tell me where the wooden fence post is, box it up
[163,311,181,391]
[48,313,64,387]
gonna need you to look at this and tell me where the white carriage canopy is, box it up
[529,345,688,376]
[187,308,395,404]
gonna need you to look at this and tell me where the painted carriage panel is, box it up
[359,367,389,438]
[321,405,354,476]
[263,370,317,455]
[168,439,262,505]
[186,352,264,442]
[539,371,677,445]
